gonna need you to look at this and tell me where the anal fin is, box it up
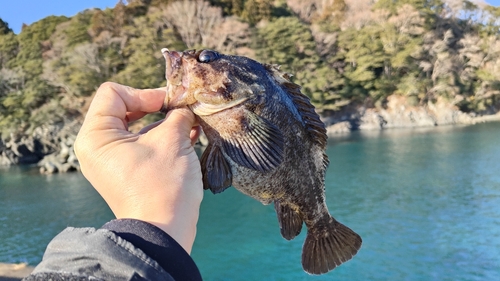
[274,201,303,240]
[302,217,362,275]
[200,143,232,194]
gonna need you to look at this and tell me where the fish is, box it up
[160,48,362,275]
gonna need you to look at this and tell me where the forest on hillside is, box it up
[1,0,500,139]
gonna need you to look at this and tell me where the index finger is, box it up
[84,82,166,131]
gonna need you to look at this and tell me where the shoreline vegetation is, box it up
[1,0,500,172]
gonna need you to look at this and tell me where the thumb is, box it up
[147,108,197,151]
[163,108,197,135]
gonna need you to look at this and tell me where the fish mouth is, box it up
[161,48,192,112]
[162,48,182,85]
[161,48,246,116]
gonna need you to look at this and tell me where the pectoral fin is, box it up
[200,143,232,194]
[221,112,284,172]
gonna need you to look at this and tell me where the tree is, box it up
[202,16,250,53]
[112,14,185,89]
[163,0,229,49]
[255,17,319,71]
[15,16,69,76]
[374,0,444,28]
[65,12,92,47]
[126,0,151,16]
[113,1,128,36]
[43,42,104,97]
[0,18,13,35]
[255,17,348,111]
[286,0,320,22]
[338,0,380,30]
[89,9,114,37]
[334,25,386,103]
[208,0,245,16]
[150,0,178,7]
[0,15,68,133]
[0,33,18,68]
[240,0,272,25]
[483,5,500,36]
[316,0,347,26]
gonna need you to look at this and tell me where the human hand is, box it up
[74,82,203,254]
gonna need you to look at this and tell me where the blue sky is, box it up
[488,0,500,6]
[1,0,500,34]
[0,0,118,34]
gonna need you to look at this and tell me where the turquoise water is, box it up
[1,122,500,280]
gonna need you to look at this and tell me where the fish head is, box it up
[162,48,267,116]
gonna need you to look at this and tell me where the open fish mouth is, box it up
[161,48,191,111]
[162,48,183,86]
[161,48,247,115]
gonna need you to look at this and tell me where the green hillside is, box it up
[1,0,500,138]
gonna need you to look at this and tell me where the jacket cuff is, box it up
[101,219,202,281]
[30,227,172,280]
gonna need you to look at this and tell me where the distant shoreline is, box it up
[326,112,500,137]
[323,95,500,136]
[2,98,500,172]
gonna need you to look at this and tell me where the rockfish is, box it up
[161,48,362,274]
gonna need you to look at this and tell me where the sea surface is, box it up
[1,122,500,280]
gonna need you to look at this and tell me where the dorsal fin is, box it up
[264,64,329,158]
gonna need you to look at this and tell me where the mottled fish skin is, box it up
[161,48,362,275]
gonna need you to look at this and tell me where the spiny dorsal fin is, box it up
[264,64,329,164]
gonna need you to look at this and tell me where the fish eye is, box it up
[198,50,219,63]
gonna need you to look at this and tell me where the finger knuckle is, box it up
[98,82,117,93]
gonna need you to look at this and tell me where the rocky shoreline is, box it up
[323,95,500,136]
[0,119,82,174]
[0,263,33,281]
[1,95,499,174]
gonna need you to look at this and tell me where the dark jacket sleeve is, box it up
[23,219,202,281]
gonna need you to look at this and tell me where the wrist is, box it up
[112,199,200,254]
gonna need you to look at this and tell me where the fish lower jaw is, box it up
[164,84,190,111]
[189,98,248,116]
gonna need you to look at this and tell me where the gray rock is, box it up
[327,121,352,135]
[40,161,58,174]
[1,119,82,174]
[358,110,386,130]
[428,98,474,125]
[324,94,497,134]
[59,142,70,161]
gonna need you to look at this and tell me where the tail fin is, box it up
[302,218,362,275]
